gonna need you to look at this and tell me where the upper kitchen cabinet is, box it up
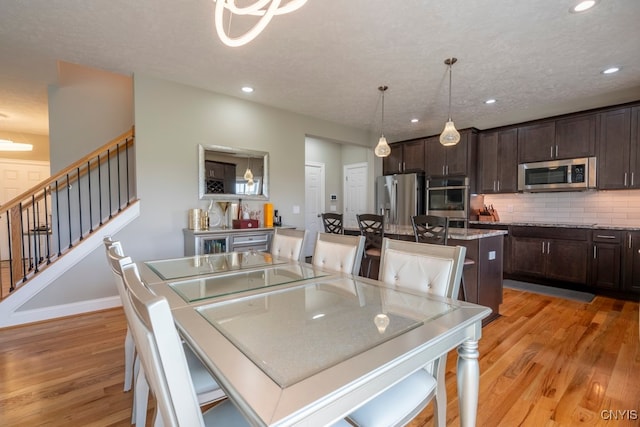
[555,113,597,159]
[382,139,424,175]
[478,128,518,193]
[518,114,597,163]
[424,129,478,182]
[597,107,637,190]
[517,121,556,163]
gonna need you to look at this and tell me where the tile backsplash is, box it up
[481,190,640,227]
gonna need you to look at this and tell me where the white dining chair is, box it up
[106,242,226,426]
[103,236,135,393]
[347,238,466,427]
[119,261,250,427]
[312,232,365,276]
[270,228,308,261]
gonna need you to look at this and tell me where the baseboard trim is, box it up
[3,296,122,328]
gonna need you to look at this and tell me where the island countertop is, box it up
[345,225,507,241]
[469,220,640,231]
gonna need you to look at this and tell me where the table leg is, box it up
[457,339,480,427]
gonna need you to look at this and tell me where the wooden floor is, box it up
[1,289,638,426]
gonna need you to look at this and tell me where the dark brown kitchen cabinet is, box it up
[623,231,640,294]
[478,128,518,193]
[517,121,556,163]
[382,143,403,175]
[591,230,623,290]
[382,139,424,175]
[597,107,636,190]
[510,226,590,284]
[554,113,598,159]
[424,129,477,185]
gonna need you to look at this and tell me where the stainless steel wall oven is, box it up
[426,177,469,228]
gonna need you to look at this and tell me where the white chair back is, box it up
[312,233,365,275]
[121,262,205,427]
[378,238,466,299]
[270,228,308,261]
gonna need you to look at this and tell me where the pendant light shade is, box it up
[243,157,254,181]
[439,57,461,147]
[374,85,391,158]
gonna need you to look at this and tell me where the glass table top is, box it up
[144,251,289,281]
[168,264,331,302]
[197,276,456,387]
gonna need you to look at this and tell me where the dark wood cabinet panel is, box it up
[478,128,517,193]
[517,121,556,163]
[624,231,640,294]
[631,106,640,188]
[598,108,632,189]
[402,139,425,172]
[382,140,424,175]
[591,230,623,291]
[510,226,590,284]
[424,136,447,177]
[554,113,597,159]
[382,143,403,175]
[546,239,589,284]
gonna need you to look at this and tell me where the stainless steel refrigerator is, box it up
[376,173,424,227]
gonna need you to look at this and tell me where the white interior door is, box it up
[304,162,325,258]
[343,162,368,230]
[0,159,51,260]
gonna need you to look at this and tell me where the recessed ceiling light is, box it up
[570,0,599,13]
[411,118,419,123]
[484,99,497,104]
[602,66,621,74]
[241,86,254,93]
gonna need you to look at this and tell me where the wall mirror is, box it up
[199,144,269,200]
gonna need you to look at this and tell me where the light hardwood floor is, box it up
[1,288,638,426]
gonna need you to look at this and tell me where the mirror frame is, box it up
[198,144,270,201]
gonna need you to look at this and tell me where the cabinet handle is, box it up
[497,181,500,192]
[550,146,554,158]
[446,165,449,175]
[542,241,546,254]
[593,246,597,259]
[630,234,633,249]
[442,165,446,175]
[403,162,406,171]
[493,181,496,192]
[398,162,402,172]
[555,145,558,158]
[632,172,635,187]
[547,241,550,253]
[596,235,616,239]
[624,172,628,187]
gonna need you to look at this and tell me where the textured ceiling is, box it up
[0,0,639,143]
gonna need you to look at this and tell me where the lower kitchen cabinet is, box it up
[510,226,590,285]
[591,230,623,290]
[624,231,640,294]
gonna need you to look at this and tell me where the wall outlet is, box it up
[330,205,337,212]
[292,205,300,214]
[488,250,496,260]
[507,205,514,213]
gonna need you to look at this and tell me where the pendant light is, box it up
[439,57,461,146]
[243,156,254,182]
[374,85,391,158]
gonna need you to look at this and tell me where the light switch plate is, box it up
[292,205,300,214]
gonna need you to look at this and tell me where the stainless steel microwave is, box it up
[518,157,596,192]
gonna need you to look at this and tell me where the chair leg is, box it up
[460,276,468,302]
[124,328,135,392]
[432,357,447,427]
[134,362,149,427]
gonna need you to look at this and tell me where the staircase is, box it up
[0,128,137,306]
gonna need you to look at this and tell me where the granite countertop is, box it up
[469,221,640,231]
[345,225,507,240]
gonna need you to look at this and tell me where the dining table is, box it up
[138,250,492,427]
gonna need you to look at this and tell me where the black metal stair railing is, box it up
[0,128,136,300]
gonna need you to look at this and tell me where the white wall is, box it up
[19,71,375,311]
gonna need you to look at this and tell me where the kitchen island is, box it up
[346,226,507,324]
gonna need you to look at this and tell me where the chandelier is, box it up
[213,0,308,47]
